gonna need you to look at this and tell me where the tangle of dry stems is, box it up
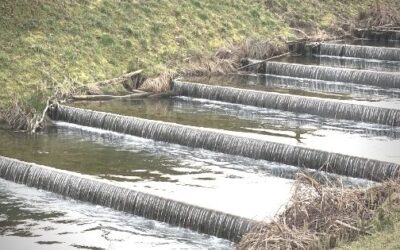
[238,174,400,250]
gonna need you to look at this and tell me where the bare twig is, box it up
[92,69,143,86]
[71,92,151,101]
[237,52,291,70]
[335,220,372,235]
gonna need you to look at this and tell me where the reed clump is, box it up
[237,174,400,250]
[180,39,288,77]
[358,0,400,28]
[139,70,178,93]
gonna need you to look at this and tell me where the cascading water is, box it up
[319,43,400,61]
[173,81,400,127]
[49,105,400,181]
[260,62,400,88]
[317,55,400,72]
[0,156,255,242]
[184,73,400,103]
[354,29,400,41]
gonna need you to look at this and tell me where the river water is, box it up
[1,38,399,249]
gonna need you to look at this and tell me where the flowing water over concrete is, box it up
[319,43,400,61]
[0,156,255,242]
[49,105,400,181]
[0,178,233,250]
[183,74,400,107]
[73,97,400,164]
[354,29,400,41]
[261,62,400,88]
[173,81,400,126]
[344,39,400,48]
[0,126,294,220]
[272,54,400,72]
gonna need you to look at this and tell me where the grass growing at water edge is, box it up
[0,0,375,129]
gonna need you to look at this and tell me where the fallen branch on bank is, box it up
[147,91,177,98]
[237,52,291,71]
[30,98,52,133]
[93,70,143,86]
[71,92,151,101]
[335,220,372,236]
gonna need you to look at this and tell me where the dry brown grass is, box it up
[139,70,178,93]
[0,101,36,131]
[180,39,288,77]
[358,0,400,28]
[139,39,288,92]
[237,174,400,250]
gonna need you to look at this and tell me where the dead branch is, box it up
[147,91,177,98]
[92,69,143,86]
[335,220,372,235]
[71,92,151,101]
[237,52,291,70]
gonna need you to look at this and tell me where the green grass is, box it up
[0,0,372,114]
[337,208,400,250]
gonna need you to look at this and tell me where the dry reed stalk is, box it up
[180,39,289,77]
[237,174,400,250]
[139,71,178,93]
[359,0,400,28]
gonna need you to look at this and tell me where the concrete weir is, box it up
[261,61,400,89]
[319,43,400,61]
[173,81,400,127]
[49,105,400,182]
[354,29,400,41]
[0,156,255,242]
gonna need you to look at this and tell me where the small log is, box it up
[116,92,152,99]
[130,89,148,94]
[237,52,291,71]
[93,69,143,87]
[335,220,372,235]
[147,91,177,98]
[72,95,116,101]
[71,92,152,101]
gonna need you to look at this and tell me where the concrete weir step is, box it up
[172,80,400,127]
[48,105,400,182]
[0,156,256,242]
[318,43,400,61]
[354,29,400,41]
[258,61,400,89]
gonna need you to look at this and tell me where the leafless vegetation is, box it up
[238,174,400,250]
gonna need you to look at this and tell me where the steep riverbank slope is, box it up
[0,0,375,129]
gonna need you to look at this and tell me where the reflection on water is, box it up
[73,97,400,164]
[0,178,233,250]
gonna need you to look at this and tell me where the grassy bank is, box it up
[338,210,400,250]
[0,0,373,128]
